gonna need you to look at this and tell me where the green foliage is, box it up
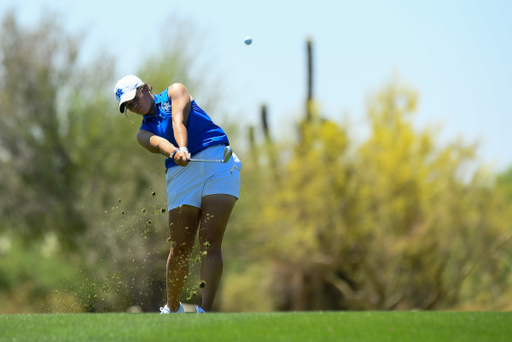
[496,167,512,202]
[0,11,215,313]
[0,11,86,248]
[221,81,512,311]
[1,10,511,314]
[0,235,87,313]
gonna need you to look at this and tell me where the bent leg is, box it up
[198,194,237,311]
[166,205,201,312]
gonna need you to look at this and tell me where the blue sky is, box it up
[2,0,512,171]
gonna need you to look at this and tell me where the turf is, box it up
[0,311,510,342]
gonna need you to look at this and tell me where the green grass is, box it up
[1,311,511,342]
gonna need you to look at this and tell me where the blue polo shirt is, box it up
[140,89,230,169]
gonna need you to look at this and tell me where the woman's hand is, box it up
[173,149,190,167]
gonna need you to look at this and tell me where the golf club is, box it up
[188,146,233,163]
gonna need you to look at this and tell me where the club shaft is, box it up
[188,159,225,163]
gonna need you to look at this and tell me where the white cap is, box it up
[114,75,144,113]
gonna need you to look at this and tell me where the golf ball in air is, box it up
[244,36,252,45]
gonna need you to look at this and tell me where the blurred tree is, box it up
[221,80,512,311]
[0,11,223,313]
[0,10,88,249]
[3,9,510,313]
[496,167,512,202]
[0,10,147,312]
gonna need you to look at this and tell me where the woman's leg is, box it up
[198,194,238,311]
[166,205,201,312]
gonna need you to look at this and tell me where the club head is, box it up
[222,146,233,162]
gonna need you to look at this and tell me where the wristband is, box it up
[171,148,179,159]
[179,147,189,153]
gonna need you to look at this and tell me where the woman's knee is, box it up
[170,242,195,261]
[199,229,224,252]
[200,242,223,256]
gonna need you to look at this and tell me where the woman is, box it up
[114,75,241,314]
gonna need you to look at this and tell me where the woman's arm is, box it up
[137,129,176,158]
[168,83,192,165]
[168,83,191,148]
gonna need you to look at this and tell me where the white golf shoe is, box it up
[160,303,186,314]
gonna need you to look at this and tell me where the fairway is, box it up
[1,311,510,342]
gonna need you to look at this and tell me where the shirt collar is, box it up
[142,107,162,124]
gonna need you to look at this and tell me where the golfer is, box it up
[114,75,241,314]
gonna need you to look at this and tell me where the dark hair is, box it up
[134,83,152,95]
[143,83,153,93]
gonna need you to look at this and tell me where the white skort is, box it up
[165,145,242,210]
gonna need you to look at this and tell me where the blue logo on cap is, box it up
[115,88,124,101]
